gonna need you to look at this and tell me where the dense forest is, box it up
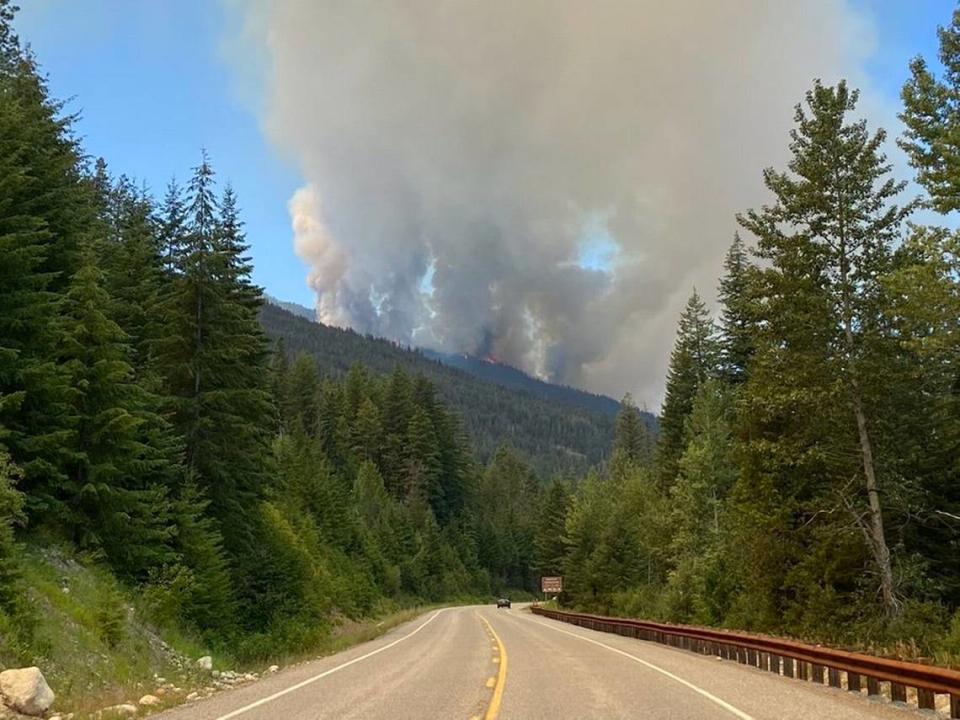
[419,347,624,417]
[550,14,960,658]
[2,0,960,701]
[0,0,568,667]
[259,302,631,477]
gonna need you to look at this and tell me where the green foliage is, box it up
[475,446,538,592]
[95,585,127,648]
[171,483,236,638]
[612,393,653,468]
[534,478,570,579]
[6,0,960,691]
[717,234,754,384]
[258,303,620,478]
[0,445,31,640]
[738,79,910,615]
[900,5,960,214]
[560,65,960,659]
[656,290,719,487]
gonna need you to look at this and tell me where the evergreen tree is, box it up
[0,22,85,511]
[612,393,652,467]
[738,80,910,614]
[58,245,177,578]
[665,380,737,624]
[900,6,960,215]
[99,174,167,380]
[158,179,187,274]
[352,398,382,463]
[656,290,719,486]
[154,153,275,558]
[281,354,321,436]
[216,184,261,312]
[404,406,442,509]
[881,227,960,605]
[717,234,754,384]
[534,478,570,580]
[381,367,413,497]
[0,445,25,614]
[475,446,538,591]
[173,482,236,637]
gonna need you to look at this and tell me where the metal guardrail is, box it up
[531,606,960,718]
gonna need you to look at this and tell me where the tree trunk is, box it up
[839,256,897,614]
[851,382,897,613]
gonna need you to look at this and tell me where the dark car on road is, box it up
[496,598,511,608]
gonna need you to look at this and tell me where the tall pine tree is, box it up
[738,80,910,614]
[656,290,719,487]
[717,234,754,384]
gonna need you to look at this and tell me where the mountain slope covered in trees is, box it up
[420,348,624,417]
[259,303,628,477]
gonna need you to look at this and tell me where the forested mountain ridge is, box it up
[259,302,620,477]
[264,294,315,322]
[261,293,641,423]
[420,348,628,418]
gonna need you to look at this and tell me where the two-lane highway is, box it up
[158,605,916,719]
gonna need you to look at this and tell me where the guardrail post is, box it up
[783,657,794,678]
[950,693,960,719]
[890,682,907,703]
[828,667,841,688]
[847,672,860,693]
[797,661,808,681]
[812,664,825,684]
[865,676,878,696]
[917,688,935,710]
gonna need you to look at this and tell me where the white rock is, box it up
[211,670,220,679]
[0,667,55,716]
[267,665,279,674]
[138,695,160,707]
[186,692,198,702]
[195,656,213,672]
[101,704,138,717]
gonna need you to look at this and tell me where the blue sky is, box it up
[14,1,955,310]
[16,0,309,304]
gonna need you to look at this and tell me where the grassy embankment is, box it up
[0,543,470,718]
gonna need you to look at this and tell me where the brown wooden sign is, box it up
[541,576,563,593]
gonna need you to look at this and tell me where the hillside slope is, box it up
[259,303,627,476]
[422,349,623,416]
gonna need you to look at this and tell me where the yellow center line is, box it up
[476,612,508,720]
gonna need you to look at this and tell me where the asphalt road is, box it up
[157,604,917,720]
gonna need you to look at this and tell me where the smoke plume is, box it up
[232,0,889,407]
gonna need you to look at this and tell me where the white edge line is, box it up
[525,614,755,720]
[213,608,448,720]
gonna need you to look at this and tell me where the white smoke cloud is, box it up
[230,0,896,408]
[289,184,350,327]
